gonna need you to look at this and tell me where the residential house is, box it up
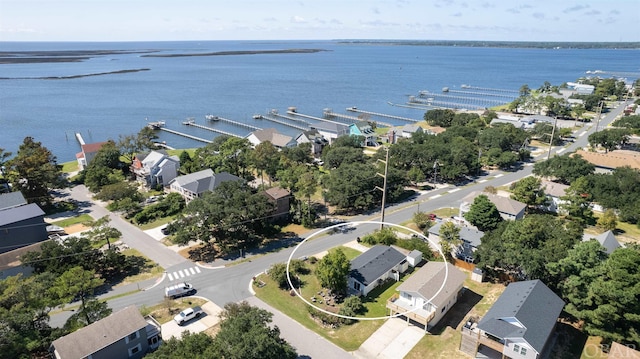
[460,191,527,221]
[490,116,536,130]
[427,222,484,262]
[461,280,564,359]
[131,150,180,188]
[264,186,291,221]
[309,122,349,144]
[540,180,569,213]
[349,121,377,146]
[0,192,47,254]
[566,82,595,95]
[401,124,424,139]
[349,245,408,296]
[573,149,640,173]
[582,230,622,254]
[75,141,108,170]
[50,306,162,359]
[294,129,329,156]
[168,169,243,203]
[246,128,297,149]
[387,261,467,331]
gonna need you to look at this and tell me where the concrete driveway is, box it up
[353,318,424,359]
[161,301,222,340]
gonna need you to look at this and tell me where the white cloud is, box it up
[291,15,306,23]
[563,4,589,13]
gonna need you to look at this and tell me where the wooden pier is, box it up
[419,92,507,105]
[75,133,85,146]
[324,110,392,128]
[259,114,309,131]
[158,127,212,144]
[287,111,351,126]
[346,107,418,123]
[269,110,311,125]
[408,97,485,110]
[206,114,261,131]
[146,121,166,130]
[182,119,242,138]
[443,89,516,98]
[461,84,519,94]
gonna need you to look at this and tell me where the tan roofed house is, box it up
[573,149,640,173]
[246,128,297,149]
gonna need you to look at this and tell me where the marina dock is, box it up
[346,107,418,123]
[206,114,261,131]
[408,97,485,110]
[257,113,309,131]
[441,89,516,99]
[419,92,507,105]
[75,133,85,146]
[158,127,213,144]
[182,119,242,138]
[287,111,351,127]
[324,110,392,128]
[460,84,519,94]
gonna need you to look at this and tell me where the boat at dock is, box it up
[205,114,219,121]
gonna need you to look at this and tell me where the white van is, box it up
[164,282,195,299]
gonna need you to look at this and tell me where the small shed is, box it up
[407,250,422,267]
[471,267,484,283]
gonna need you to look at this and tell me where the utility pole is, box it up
[375,147,390,230]
[594,101,604,133]
[546,117,558,161]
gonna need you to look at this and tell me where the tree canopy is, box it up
[532,153,595,185]
[463,194,503,232]
[316,248,350,295]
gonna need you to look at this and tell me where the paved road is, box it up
[50,100,629,356]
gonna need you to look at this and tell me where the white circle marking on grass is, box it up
[286,220,448,321]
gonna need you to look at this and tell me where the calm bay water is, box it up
[1,40,638,162]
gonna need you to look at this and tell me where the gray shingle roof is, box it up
[477,280,564,354]
[428,222,484,248]
[170,169,242,195]
[51,306,148,359]
[0,203,45,226]
[396,261,467,309]
[350,245,406,286]
[582,230,621,254]
[0,191,27,211]
[462,191,526,217]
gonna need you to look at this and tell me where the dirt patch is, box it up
[178,243,218,262]
[65,223,90,234]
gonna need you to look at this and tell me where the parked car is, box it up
[174,306,204,326]
[164,282,196,299]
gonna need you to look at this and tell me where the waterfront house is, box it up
[50,306,162,359]
[75,141,108,170]
[310,122,350,144]
[401,124,425,139]
[246,128,297,149]
[168,169,243,203]
[349,121,377,146]
[348,245,408,296]
[294,129,329,156]
[582,230,622,254]
[460,191,526,221]
[461,280,564,359]
[387,261,467,332]
[131,150,180,188]
[427,222,484,262]
[0,192,47,255]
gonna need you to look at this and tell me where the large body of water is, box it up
[1,40,638,162]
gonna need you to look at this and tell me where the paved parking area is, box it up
[161,301,222,340]
[353,318,424,359]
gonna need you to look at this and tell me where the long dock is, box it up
[182,119,242,138]
[75,133,85,146]
[206,115,261,131]
[257,114,309,131]
[269,111,311,125]
[419,92,507,105]
[460,85,519,94]
[346,107,418,123]
[158,127,213,144]
[409,97,485,110]
[285,111,348,127]
[324,110,392,128]
[443,89,516,98]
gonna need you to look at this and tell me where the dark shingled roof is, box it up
[0,203,45,227]
[51,306,148,359]
[170,169,242,195]
[477,280,564,354]
[0,191,27,211]
[350,245,406,286]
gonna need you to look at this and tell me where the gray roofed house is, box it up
[401,124,424,138]
[168,169,243,203]
[0,203,47,254]
[466,280,564,359]
[310,122,349,144]
[388,261,467,331]
[131,150,180,188]
[348,245,408,296]
[428,222,484,262]
[460,191,526,221]
[582,230,622,254]
[540,179,569,213]
[0,191,27,211]
[50,305,162,359]
[294,129,329,155]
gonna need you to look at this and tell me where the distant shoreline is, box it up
[338,40,640,49]
[0,68,150,80]
[141,48,327,58]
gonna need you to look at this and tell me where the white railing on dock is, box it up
[182,121,242,138]
[158,127,213,143]
[346,107,418,123]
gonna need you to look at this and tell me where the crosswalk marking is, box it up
[449,188,460,193]
[495,174,504,178]
[166,266,202,282]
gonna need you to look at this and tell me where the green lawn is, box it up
[51,214,93,227]
[61,160,79,173]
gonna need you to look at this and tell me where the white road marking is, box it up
[429,194,442,199]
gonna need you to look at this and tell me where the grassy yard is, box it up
[61,160,79,173]
[137,215,176,230]
[51,213,94,227]
[116,248,164,285]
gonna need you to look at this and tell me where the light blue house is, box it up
[349,121,378,146]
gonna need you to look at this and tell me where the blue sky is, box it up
[1,0,638,42]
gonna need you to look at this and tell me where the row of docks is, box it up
[182,118,243,138]
[408,96,486,110]
[323,109,393,128]
[206,114,261,131]
[255,110,309,131]
[418,92,507,106]
[346,107,419,123]
[285,108,350,127]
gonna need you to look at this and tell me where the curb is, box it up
[142,273,167,291]
[196,261,226,270]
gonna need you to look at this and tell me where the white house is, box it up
[540,180,569,213]
[131,150,180,188]
[401,124,424,139]
[168,169,242,203]
[309,122,349,144]
[387,261,467,331]
[348,245,408,296]
[246,128,297,149]
[294,129,329,156]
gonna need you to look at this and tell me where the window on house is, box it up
[128,344,141,357]
[441,305,446,313]
[514,344,520,352]
[125,331,139,344]
[521,347,527,355]
[354,282,360,291]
